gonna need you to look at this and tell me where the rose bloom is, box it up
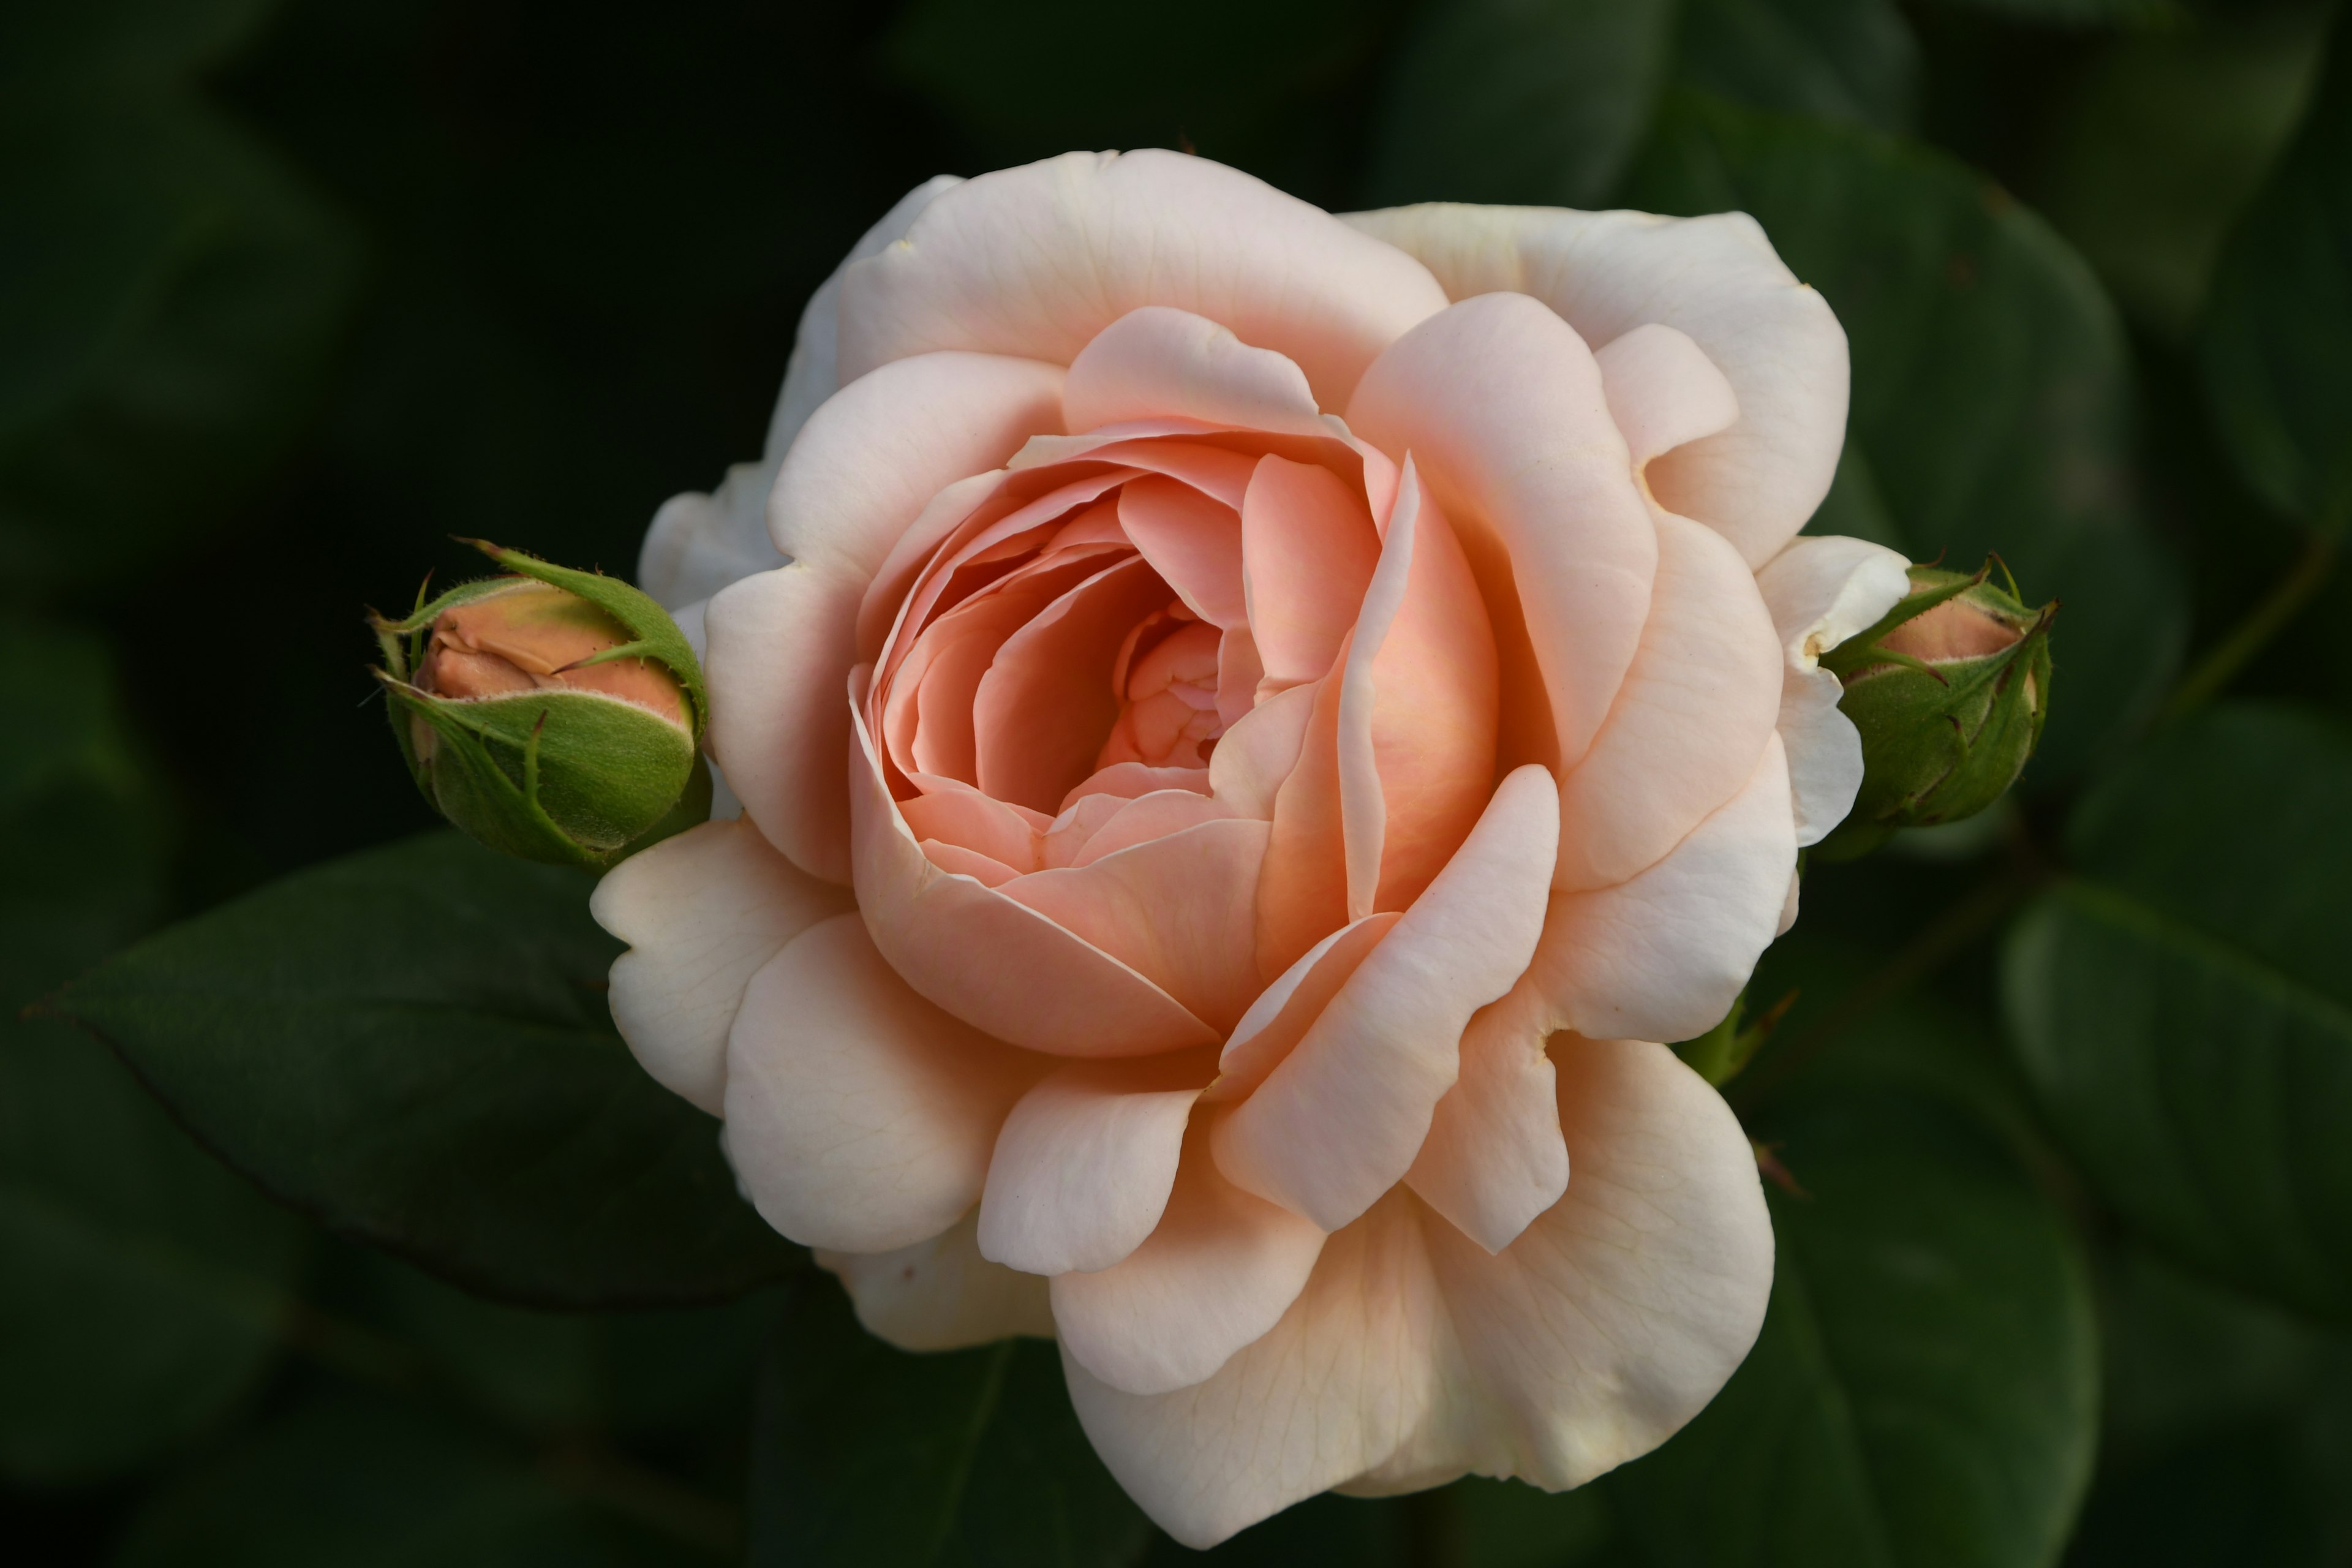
[592,151,1910,1546]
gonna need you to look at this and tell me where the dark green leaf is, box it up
[1606,1075,2098,1567]
[1628,94,2185,778]
[0,101,361,600]
[2200,12,2352,529]
[111,1394,717,1567]
[2003,702,2352,1320]
[1921,0,2173,23]
[749,1279,1149,1567]
[55,830,804,1308]
[0,0,280,100]
[1677,0,1920,132]
[1365,0,1677,208]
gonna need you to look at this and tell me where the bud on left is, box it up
[369,541,709,868]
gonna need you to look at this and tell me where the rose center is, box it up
[1099,608,1226,770]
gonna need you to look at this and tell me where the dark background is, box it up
[6,0,2349,1563]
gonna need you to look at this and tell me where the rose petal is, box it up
[1540,731,1797,1044]
[976,1055,1214,1276]
[1065,306,1338,438]
[1550,509,1783,892]
[1594,322,1740,467]
[1207,912,1399,1104]
[972,556,1171,812]
[1213,764,1559,1232]
[1754,533,1913,845]
[1118,476,1247,628]
[1052,1120,1327,1397]
[1401,979,1567,1254]
[839,149,1449,408]
[590,817,854,1115]
[1347,292,1657,774]
[1240,453,1379,694]
[1207,680,1316,820]
[1344,203,1848,567]
[816,1207,1055,1352]
[723,913,1047,1254]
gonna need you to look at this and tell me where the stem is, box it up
[2162,525,2337,720]
[1732,865,2038,1112]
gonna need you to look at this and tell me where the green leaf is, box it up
[0,100,361,600]
[748,1280,1150,1567]
[2200,12,2352,530]
[1676,0,1920,132]
[111,1394,718,1566]
[1364,0,1677,208]
[2002,702,2352,1321]
[0,614,306,1485]
[1627,94,2185,779]
[1604,1075,2098,1567]
[54,830,804,1309]
[0,0,281,100]
[1921,0,2174,23]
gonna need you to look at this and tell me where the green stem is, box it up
[2162,525,2337,721]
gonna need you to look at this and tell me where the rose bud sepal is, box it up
[369,541,709,869]
[1814,560,2056,861]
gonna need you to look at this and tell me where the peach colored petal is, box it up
[705,564,861,883]
[1118,477,1246,628]
[1401,980,1566,1254]
[1070,1038,1771,1547]
[850,669,1221,1057]
[1348,292,1657,773]
[1356,1038,1773,1496]
[1000,818,1273,1035]
[1344,203,1847,568]
[839,149,1449,409]
[1595,322,1740,467]
[1348,461,1499,914]
[1040,436,1262,507]
[899,782,1044,872]
[1206,912,1400,1104]
[919,840,1020,888]
[1068,789,1242,867]
[1539,731,1797,1044]
[1207,680,1315,820]
[1060,761,1210,811]
[1754,533,1912,845]
[816,1208,1055,1352]
[1240,453,1379,694]
[1215,624,1262,730]
[1254,668,1349,978]
[972,556,1171,813]
[768,350,1066,572]
[723,913,1048,1254]
[1065,306,1343,438]
[591,817,855,1116]
[1549,510,1782,892]
[976,1054,1216,1276]
[1213,765,1559,1232]
[1052,1120,1327,1397]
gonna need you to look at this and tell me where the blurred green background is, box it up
[6,0,2350,1563]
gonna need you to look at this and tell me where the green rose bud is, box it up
[1814,559,2056,861]
[369,540,710,869]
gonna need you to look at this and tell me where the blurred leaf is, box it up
[1152,1494,1410,1566]
[55,830,804,1309]
[1677,0,1920,132]
[0,0,280,100]
[1453,1478,1628,1568]
[0,100,361,601]
[2034,7,2326,337]
[2003,702,2352,1321]
[1630,94,2185,780]
[111,1393,717,1566]
[1921,0,2175,23]
[0,616,304,1485]
[2200,10,2352,529]
[1365,0,1676,207]
[748,1280,1149,1567]
[2063,1418,2340,1566]
[1606,1075,2098,1567]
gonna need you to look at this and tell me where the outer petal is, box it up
[637,176,962,608]
[1052,1121,1327,1398]
[977,1056,1212,1277]
[1347,293,1657,774]
[1065,306,1336,437]
[1402,980,1567,1255]
[816,1208,1055,1353]
[1345,203,1848,567]
[1594,322,1740,466]
[1355,1038,1774,1497]
[1755,533,1912,845]
[723,913,1047,1254]
[1213,765,1560,1232]
[1539,732,1797,1044]
[850,671,1223,1057]
[590,818,853,1115]
[1549,510,1782,892]
[839,149,1450,409]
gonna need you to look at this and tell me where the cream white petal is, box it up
[816,1207,1054,1353]
[1755,533,1913,845]
[976,1059,1207,1276]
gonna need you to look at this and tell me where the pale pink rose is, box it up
[592,151,1912,1546]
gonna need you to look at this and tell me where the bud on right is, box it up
[1814,560,2056,860]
